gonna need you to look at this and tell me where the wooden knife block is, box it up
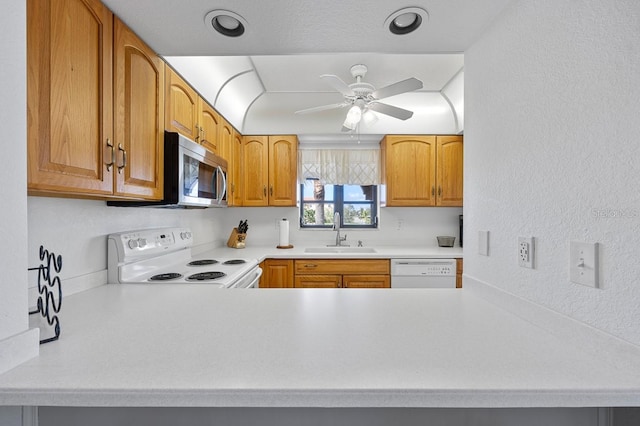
[226,228,246,249]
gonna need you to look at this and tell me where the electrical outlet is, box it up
[518,237,534,268]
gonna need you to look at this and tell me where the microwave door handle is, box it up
[217,166,227,204]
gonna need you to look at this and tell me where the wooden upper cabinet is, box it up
[241,136,270,206]
[383,135,436,206]
[218,118,233,162]
[268,135,298,207]
[113,17,164,199]
[436,135,464,207]
[198,99,220,153]
[27,0,114,195]
[165,67,199,141]
[229,129,244,206]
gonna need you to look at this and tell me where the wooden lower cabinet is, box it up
[456,258,463,288]
[259,259,294,288]
[294,259,390,289]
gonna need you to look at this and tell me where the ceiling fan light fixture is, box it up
[343,105,363,129]
[385,7,428,35]
[205,10,247,37]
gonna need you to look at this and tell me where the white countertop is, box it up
[195,244,463,263]
[1,284,640,408]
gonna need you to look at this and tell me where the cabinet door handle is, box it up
[263,186,267,196]
[195,124,200,142]
[117,144,127,174]
[431,186,435,196]
[304,264,317,268]
[438,186,442,196]
[270,185,273,196]
[105,138,115,171]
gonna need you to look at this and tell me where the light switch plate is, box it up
[478,230,489,256]
[570,241,599,288]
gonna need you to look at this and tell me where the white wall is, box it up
[465,0,640,345]
[27,199,461,292]
[0,0,39,377]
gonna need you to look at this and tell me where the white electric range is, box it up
[107,227,261,288]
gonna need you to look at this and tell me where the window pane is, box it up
[342,204,373,225]
[302,179,334,202]
[302,203,334,226]
[343,185,375,202]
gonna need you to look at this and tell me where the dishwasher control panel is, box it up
[391,259,457,276]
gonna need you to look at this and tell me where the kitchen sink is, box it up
[304,247,377,254]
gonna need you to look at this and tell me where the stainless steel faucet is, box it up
[332,212,349,247]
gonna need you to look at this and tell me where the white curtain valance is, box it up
[298,149,381,185]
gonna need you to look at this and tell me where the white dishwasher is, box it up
[390,259,457,288]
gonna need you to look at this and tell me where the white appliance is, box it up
[107,227,261,288]
[390,259,457,288]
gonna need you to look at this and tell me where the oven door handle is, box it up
[231,267,262,288]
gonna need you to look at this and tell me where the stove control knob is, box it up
[127,239,138,249]
[137,238,147,248]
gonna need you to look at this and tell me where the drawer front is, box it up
[343,275,391,289]
[294,274,342,288]
[294,259,390,275]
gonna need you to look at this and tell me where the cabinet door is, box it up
[294,275,342,288]
[165,68,198,141]
[456,258,463,288]
[268,135,298,206]
[260,259,294,288]
[229,129,244,206]
[436,135,464,207]
[343,275,391,289]
[27,0,114,195]
[198,99,219,154]
[383,135,436,206]
[242,136,269,206]
[113,17,164,199]
[218,118,233,162]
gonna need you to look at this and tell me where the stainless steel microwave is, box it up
[108,132,227,208]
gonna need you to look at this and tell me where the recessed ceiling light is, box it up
[205,10,247,37]
[384,7,428,35]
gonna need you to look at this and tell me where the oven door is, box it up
[178,145,227,207]
[229,266,262,288]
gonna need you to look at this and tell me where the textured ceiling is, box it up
[102,0,514,138]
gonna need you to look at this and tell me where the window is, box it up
[300,178,378,229]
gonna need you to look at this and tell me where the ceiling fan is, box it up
[295,64,423,131]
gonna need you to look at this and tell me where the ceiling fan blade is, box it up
[371,77,423,100]
[295,102,348,115]
[368,102,414,120]
[320,74,355,97]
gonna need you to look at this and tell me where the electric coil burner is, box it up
[187,259,218,266]
[107,227,262,288]
[149,272,182,281]
[186,271,226,282]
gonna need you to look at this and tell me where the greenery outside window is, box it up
[300,178,378,228]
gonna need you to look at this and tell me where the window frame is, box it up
[299,180,379,229]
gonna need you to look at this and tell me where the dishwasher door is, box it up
[390,259,457,288]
